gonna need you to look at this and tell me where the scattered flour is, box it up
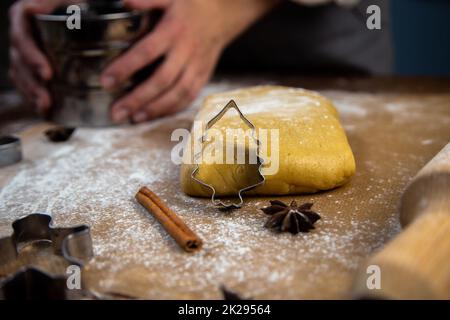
[421,139,434,145]
[0,82,407,299]
[322,91,371,117]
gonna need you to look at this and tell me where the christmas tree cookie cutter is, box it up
[191,100,265,209]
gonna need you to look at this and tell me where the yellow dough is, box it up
[180,86,355,196]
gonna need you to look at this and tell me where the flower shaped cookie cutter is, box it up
[191,100,265,209]
[0,213,93,299]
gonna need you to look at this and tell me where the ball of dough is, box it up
[180,86,355,196]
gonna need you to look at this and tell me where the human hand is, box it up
[102,0,279,123]
[9,0,77,114]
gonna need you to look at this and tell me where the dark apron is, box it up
[218,0,392,75]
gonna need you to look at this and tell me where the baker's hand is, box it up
[8,0,76,114]
[102,0,279,123]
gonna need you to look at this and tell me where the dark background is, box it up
[1,0,450,89]
[391,0,450,75]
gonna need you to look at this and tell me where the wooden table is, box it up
[1,76,449,299]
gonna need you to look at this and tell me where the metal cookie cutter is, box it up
[191,100,265,209]
[0,213,93,299]
[0,136,22,168]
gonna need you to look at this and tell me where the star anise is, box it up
[220,285,244,300]
[45,126,76,142]
[261,200,321,234]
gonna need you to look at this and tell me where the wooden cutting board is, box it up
[0,77,449,299]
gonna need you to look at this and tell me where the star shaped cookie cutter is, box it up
[191,100,265,209]
[0,213,93,299]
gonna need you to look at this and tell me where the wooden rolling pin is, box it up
[353,143,450,299]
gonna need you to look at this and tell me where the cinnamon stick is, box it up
[135,186,203,252]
